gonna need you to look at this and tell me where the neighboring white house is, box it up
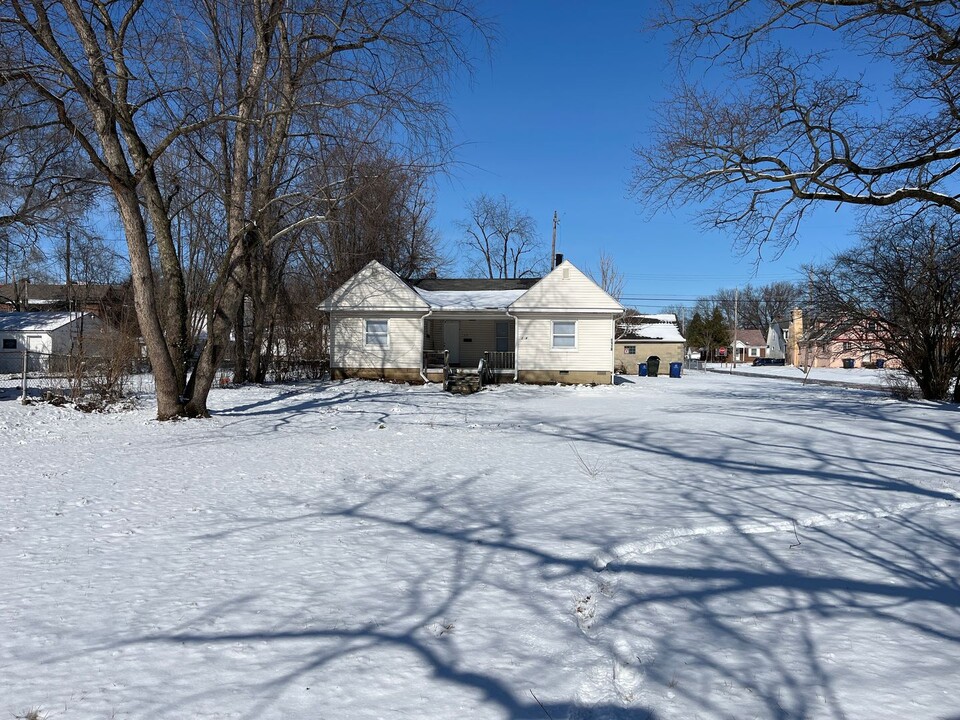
[322,259,624,385]
[0,312,103,373]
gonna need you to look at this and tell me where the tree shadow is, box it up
[27,380,960,718]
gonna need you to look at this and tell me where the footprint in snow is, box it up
[612,637,652,703]
[575,593,597,632]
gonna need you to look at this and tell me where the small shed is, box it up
[615,314,685,374]
[0,312,103,373]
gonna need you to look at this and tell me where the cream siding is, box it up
[510,261,623,312]
[330,313,423,370]
[322,261,427,312]
[515,315,615,372]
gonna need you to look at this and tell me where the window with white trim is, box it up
[624,345,636,355]
[552,321,576,349]
[749,347,760,357]
[364,319,389,347]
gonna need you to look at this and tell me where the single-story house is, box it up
[614,314,685,374]
[734,328,768,362]
[322,259,624,385]
[0,312,103,373]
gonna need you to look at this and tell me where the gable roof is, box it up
[737,329,767,347]
[323,259,624,315]
[0,311,91,332]
[509,260,623,312]
[619,320,685,342]
[321,260,428,311]
[0,283,122,305]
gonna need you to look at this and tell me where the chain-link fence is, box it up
[0,351,156,402]
[0,351,329,403]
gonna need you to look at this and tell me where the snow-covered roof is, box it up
[618,322,685,342]
[639,313,677,324]
[0,311,89,333]
[413,288,527,310]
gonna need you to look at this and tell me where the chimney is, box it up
[554,253,564,267]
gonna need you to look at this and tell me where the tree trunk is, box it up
[113,183,185,419]
[233,297,248,384]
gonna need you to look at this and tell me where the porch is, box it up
[421,316,515,381]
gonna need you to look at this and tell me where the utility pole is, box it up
[732,287,739,370]
[550,211,558,269]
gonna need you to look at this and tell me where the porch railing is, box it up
[422,350,514,371]
[482,351,515,371]
[423,350,447,369]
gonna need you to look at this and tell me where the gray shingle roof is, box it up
[411,278,540,291]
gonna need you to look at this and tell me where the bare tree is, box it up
[713,281,802,330]
[808,210,960,401]
[458,194,544,278]
[2,0,486,418]
[634,1,960,253]
[0,81,99,285]
[591,251,625,301]
[177,1,486,412]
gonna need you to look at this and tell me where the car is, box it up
[752,357,786,366]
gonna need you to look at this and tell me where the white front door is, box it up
[443,321,460,364]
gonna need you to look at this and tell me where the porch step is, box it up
[444,369,483,394]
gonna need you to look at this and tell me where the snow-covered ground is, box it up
[2,373,958,719]
[706,363,894,387]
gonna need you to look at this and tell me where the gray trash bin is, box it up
[646,355,661,377]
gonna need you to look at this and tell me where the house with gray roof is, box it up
[322,259,624,385]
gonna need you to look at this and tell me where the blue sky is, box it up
[432,1,860,312]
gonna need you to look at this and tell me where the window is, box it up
[624,345,636,355]
[552,321,576,349]
[2,338,16,350]
[364,319,389,347]
[749,347,760,357]
[495,321,509,352]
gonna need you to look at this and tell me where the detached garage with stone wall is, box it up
[615,314,685,375]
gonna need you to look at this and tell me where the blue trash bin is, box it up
[669,361,682,378]
[876,358,886,369]
[638,363,648,377]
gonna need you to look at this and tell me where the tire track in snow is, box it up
[592,497,959,571]
[572,496,958,710]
